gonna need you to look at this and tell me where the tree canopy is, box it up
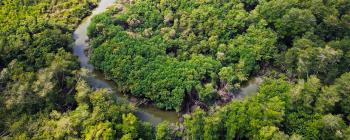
[0,0,153,139]
[89,0,350,111]
[1,0,350,139]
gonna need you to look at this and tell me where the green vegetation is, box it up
[1,0,350,139]
[87,0,350,139]
[181,74,350,139]
[0,0,153,139]
[89,0,350,111]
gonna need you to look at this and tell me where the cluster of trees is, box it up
[88,0,350,111]
[179,73,350,139]
[0,0,97,69]
[2,0,350,139]
[0,0,156,139]
[3,79,155,139]
[86,0,350,139]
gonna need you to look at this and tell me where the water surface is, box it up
[237,77,263,99]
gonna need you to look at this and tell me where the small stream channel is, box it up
[73,0,263,125]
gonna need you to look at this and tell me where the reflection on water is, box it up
[236,77,263,99]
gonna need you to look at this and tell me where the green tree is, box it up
[84,122,116,140]
[276,8,316,37]
[319,114,346,139]
[184,108,205,140]
[332,73,350,119]
[156,121,172,140]
[122,113,139,138]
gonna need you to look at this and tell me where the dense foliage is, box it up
[181,73,350,139]
[1,0,350,139]
[0,0,154,139]
[89,0,350,111]
[87,0,350,139]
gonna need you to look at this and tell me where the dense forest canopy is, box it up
[87,0,350,139]
[1,0,350,139]
[89,0,350,111]
[0,0,154,139]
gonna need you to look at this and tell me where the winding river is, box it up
[73,0,262,125]
[73,0,178,125]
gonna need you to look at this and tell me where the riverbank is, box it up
[73,0,179,125]
[77,0,268,125]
